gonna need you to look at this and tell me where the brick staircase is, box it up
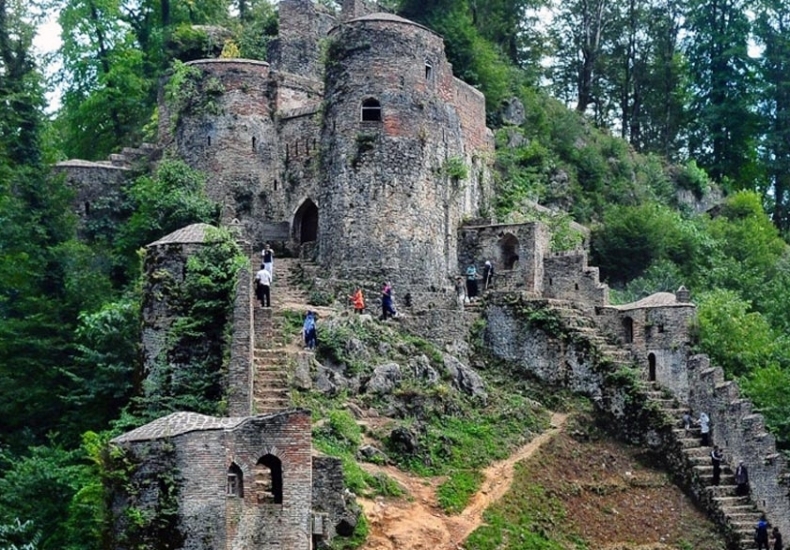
[539,299,765,550]
[251,257,315,414]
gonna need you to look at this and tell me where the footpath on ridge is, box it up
[359,412,568,550]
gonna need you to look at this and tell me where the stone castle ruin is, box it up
[56,0,790,549]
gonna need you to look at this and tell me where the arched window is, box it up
[425,61,433,81]
[623,317,634,344]
[227,462,244,497]
[255,454,283,504]
[361,98,382,122]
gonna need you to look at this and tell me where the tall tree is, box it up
[683,0,758,187]
[753,0,790,232]
[549,0,622,118]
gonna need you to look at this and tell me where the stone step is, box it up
[713,496,754,507]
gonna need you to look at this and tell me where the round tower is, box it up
[161,59,280,242]
[319,14,479,290]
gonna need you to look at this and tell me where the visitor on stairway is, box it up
[710,445,723,486]
[483,260,495,291]
[255,266,272,307]
[454,276,466,309]
[735,460,750,496]
[682,409,692,435]
[261,243,274,278]
[466,264,479,300]
[380,282,397,320]
[302,310,317,350]
[756,515,770,550]
[696,411,711,446]
[772,527,782,550]
[349,288,365,314]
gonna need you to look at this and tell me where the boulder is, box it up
[389,426,418,454]
[501,96,526,126]
[357,444,388,464]
[409,354,439,385]
[293,352,313,390]
[365,362,402,394]
[443,354,488,402]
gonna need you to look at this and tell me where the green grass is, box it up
[437,469,484,513]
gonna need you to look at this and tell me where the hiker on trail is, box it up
[466,264,478,300]
[696,411,711,446]
[380,282,397,320]
[773,527,783,550]
[302,310,317,350]
[255,266,272,308]
[261,243,274,278]
[349,288,365,314]
[454,276,466,308]
[710,445,723,486]
[682,409,693,435]
[756,515,770,550]
[482,260,495,291]
[735,460,749,496]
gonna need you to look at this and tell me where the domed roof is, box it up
[345,12,437,36]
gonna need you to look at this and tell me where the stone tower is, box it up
[162,59,280,240]
[318,13,492,290]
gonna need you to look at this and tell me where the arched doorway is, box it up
[622,317,634,344]
[293,199,318,244]
[254,454,283,504]
[498,233,520,269]
[648,353,657,382]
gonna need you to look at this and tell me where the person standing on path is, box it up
[735,460,749,496]
[482,260,495,291]
[255,266,272,307]
[349,288,365,314]
[696,411,711,446]
[710,445,723,486]
[302,310,317,350]
[261,243,275,278]
[454,276,466,309]
[466,264,478,301]
[756,515,770,550]
[773,527,783,550]
[380,282,397,320]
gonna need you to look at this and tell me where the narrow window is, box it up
[361,98,382,122]
[227,462,244,497]
[252,136,257,151]
[84,201,91,216]
[425,62,433,81]
[207,136,211,146]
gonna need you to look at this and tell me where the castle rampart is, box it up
[686,355,790,541]
[543,250,608,307]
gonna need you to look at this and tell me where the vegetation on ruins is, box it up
[3,0,790,546]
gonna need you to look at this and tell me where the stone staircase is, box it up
[541,299,765,550]
[251,257,315,414]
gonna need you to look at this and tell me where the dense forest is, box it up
[2,0,790,547]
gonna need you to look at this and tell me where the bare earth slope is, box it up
[359,412,568,550]
[358,413,726,550]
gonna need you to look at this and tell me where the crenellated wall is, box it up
[543,250,608,307]
[686,355,790,540]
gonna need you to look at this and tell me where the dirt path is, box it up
[359,412,568,550]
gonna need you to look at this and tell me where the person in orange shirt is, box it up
[349,288,365,314]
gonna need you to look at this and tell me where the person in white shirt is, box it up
[255,267,272,307]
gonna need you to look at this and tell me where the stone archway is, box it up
[293,199,318,244]
[255,454,283,504]
[498,233,520,270]
[648,353,657,382]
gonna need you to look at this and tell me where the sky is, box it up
[33,17,62,111]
